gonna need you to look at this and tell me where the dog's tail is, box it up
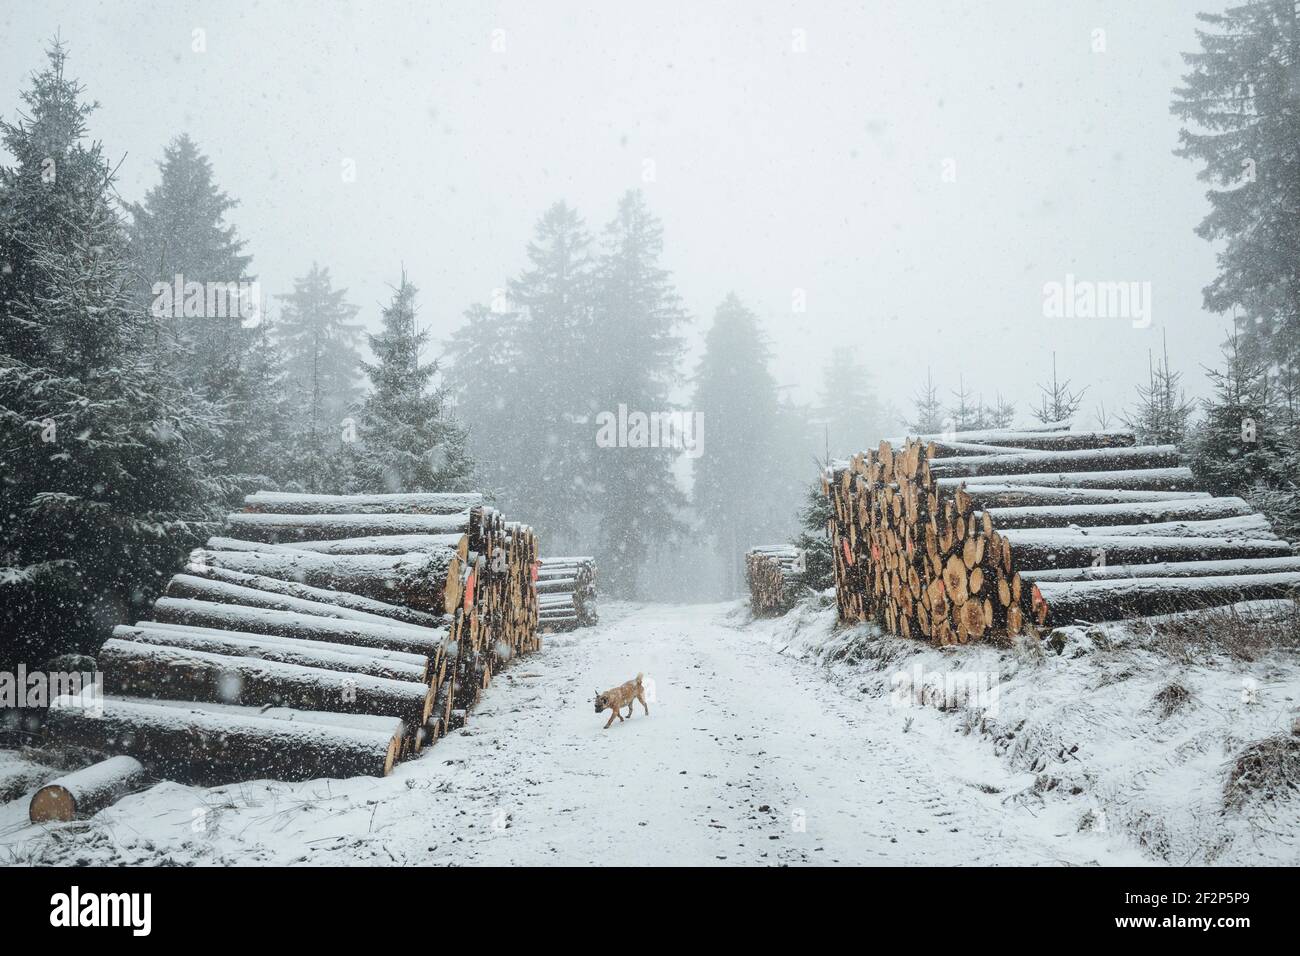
[636,672,644,685]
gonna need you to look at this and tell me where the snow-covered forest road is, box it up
[4,602,1149,866]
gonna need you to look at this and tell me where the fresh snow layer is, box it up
[3,599,1295,865]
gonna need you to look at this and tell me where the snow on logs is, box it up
[47,490,540,787]
[44,696,406,782]
[745,546,804,615]
[825,425,1300,641]
[28,755,145,823]
[536,557,598,631]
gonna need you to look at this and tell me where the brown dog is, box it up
[594,673,649,729]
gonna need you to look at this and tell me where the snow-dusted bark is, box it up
[187,548,458,612]
[242,491,483,515]
[45,695,401,781]
[179,563,447,628]
[99,638,435,725]
[113,622,430,683]
[982,496,1251,529]
[224,511,472,544]
[147,596,448,657]
[166,572,446,636]
[28,756,145,822]
[939,466,1196,492]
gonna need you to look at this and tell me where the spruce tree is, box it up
[1188,330,1284,496]
[1172,1,1300,373]
[276,263,363,491]
[1121,337,1196,445]
[443,302,523,501]
[1032,353,1087,424]
[818,348,887,456]
[790,479,834,593]
[691,294,788,595]
[908,368,945,434]
[506,202,597,540]
[126,134,257,479]
[0,41,219,671]
[345,275,474,494]
[588,190,687,596]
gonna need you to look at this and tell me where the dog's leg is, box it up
[625,702,634,718]
[639,691,649,716]
[604,709,616,729]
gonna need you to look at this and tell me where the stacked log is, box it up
[745,546,804,615]
[826,426,1300,642]
[536,557,598,632]
[45,490,540,786]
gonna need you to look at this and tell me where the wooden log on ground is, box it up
[961,485,1210,509]
[165,573,447,635]
[225,511,473,545]
[276,533,468,557]
[113,623,430,683]
[242,491,483,515]
[994,532,1291,569]
[99,639,435,727]
[911,429,1137,451]
[187,548,460,612]
[981,496,1252,529]
[28,756,146,823]
[44,695,401,781]
[999,513,1276,541]
[179,563,447,628]
[942,466,1196,492]
[1031,572,1300,624]
[147,597,448,658]
[1018,554,1300,584]
[928,445,1181,479]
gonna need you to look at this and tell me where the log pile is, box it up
[46,490,540,785]
[825,425,1300,642]
[745,546,804,615]
[536,557,598,632]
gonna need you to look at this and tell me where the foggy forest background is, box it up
[4,2,1300,674]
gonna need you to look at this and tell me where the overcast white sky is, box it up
[0,0,1231,429]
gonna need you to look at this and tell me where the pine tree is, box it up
[1032,352,1087,424]
[1172,1,1300,373]
[0,41,219,671]
[947,376,980,431]
[444,302,523,501]
[818,348,888,456]
[588,190,687,597]
[691,294,788,596]
[506,202,597,540]
[1121,336,1196,445]
[1188,330,1284,496]
[276,263,363,491]
[982,392,1016,429]
[908,368,945,434]
[128,135,254,416]
[344,274,474,494]
[790,479,834,592]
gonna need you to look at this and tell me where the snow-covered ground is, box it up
[2,598,1296,865]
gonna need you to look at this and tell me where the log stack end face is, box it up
[826,427,1300,644]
